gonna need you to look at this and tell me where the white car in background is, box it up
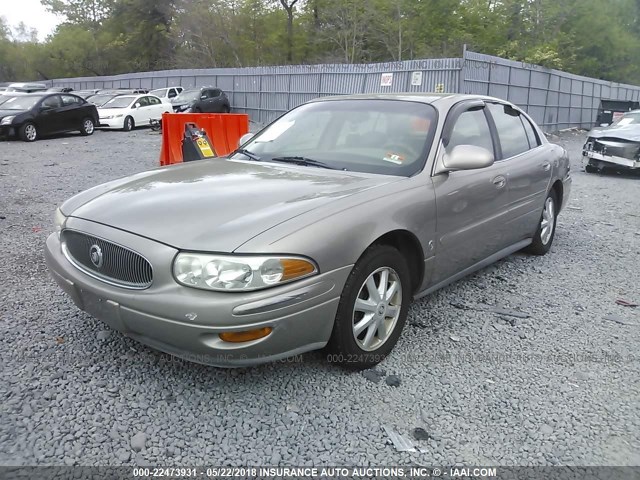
[97,94,171,131]
[149,87,184,103]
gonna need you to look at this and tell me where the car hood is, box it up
[171,99,195,107]
[0,109,27,118]
[588,124,640,142]
[64,159,399,252]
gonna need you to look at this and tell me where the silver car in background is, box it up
[45,93,571,368]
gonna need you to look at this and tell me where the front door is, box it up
[430,105,512,286]
[37,95,66,135]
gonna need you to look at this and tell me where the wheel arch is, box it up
[366,229,425,294]
[551,179,563,211]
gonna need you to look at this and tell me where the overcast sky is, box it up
[0,0,63,40]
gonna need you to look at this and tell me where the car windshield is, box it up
[89,94,118,107]
[231,99,438,176]
[102,96,135,109]
[150,89,166,97]
[613,112,640,126]
[174,90,200,102]
[0,95,43,110]
[0,95,21,106]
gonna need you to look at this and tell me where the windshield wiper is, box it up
[268,156,336,170]
[233,148,262,161]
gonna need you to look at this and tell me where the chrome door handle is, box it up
[542,162,551,171]
[492,175,506,188]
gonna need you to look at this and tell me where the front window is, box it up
[231,100,438,176]
[102,96,135,109]
[613,112,640,126]
[0,95,43,110]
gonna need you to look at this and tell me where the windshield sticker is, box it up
[383,153,405,164]
[255,120,295,142]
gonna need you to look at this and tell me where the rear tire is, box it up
[585,164,598,173]
[524,189,558,256]
[19,122,38,142]
[80,117,95,136]
[223,105,231,114]
[122,116,134,132]
[325,245,411,369]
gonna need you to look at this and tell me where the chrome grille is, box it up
[62,230,153,289]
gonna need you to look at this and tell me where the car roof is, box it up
[307,93,514,109]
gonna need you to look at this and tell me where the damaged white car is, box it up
[583,110,640,173]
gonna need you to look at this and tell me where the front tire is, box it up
[19,122,38,142]
[122,116,134,132]
[524,190,558,256]
[585,164,598,173]
[326,245,411,369]
[80,117,95,136]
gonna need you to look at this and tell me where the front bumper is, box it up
[98,117,125,129]
[0,125,15,137]
[44,217,348,367]
[583,150,640,170]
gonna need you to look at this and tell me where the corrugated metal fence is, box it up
[461,50,640,131]
[50,49,640,132]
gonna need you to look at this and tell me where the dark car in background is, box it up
[171,87,230,113]
[0,93,99,142]
[47,87,75,93]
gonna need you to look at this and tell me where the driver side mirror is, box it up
[238,132,254,147]
[440,145,494,172]
[134,103,141,109]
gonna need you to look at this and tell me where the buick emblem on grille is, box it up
[89,244,104,268]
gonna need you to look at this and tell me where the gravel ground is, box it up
[0,127,638,467]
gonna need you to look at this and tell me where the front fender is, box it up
[234,176,437,276]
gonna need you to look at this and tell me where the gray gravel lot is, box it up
[0,127,638,467]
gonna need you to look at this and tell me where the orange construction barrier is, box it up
[159,113,249,166]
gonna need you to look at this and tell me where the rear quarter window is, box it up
[521,116,541,148]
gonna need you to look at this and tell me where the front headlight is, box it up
[53,207,66,238]
[173,253,318,291]
[0,116,15,125]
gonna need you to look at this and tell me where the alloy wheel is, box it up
[540,196,555,245]
[352,267,402,351]
[25,124,37,141]
[83,119,94,134]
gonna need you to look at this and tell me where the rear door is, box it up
[60,94,84,130]
[485,103,551,242]
[430,102,513,286]
[147,96,165,119]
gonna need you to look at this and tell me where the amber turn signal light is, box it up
[281,259,316,281]
[219,327,273,343]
